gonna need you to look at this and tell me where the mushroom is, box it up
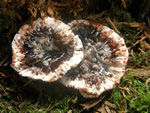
[60,20,128,98]
[11,17,83,82]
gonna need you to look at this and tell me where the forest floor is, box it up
[0,1,150,113]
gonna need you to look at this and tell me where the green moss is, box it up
[49,96,77,112]
[118,25,138,44]
[131,50,150,67]
[0,11,18,35]
[118,24,150,67]
[110,73,150,112]
[0,1,150,113]
[127,80,150,112]
[0,95,80,113]
[109,88,122,109]
[20,104,40,113]
[113,10,134,22]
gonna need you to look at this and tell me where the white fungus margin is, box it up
[11,17,83,82]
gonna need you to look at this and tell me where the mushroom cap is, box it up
[60,20,128,98]
[11,17,83,82]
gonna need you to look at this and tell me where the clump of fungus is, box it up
[11,18,128,98]
[11,17,83,82]
[60,20,128,98]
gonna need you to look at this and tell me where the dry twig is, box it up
[80,96,105,110]
[106,17,120,34]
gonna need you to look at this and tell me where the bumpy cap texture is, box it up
[11,18,128,98]
[60,20,128,98]
[11,17,83,82]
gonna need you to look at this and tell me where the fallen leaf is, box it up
[119,87,130,95]
[28,2,37,18]
[47,7,54,17]
[104,101,116,109]
[111,109,116,113]
[140,41,150,51]
[0,94,2,98]
[105,105,111,113]
[121,0,126,8]
[80,96,105,110]
[40,10,46,17]
[72,96,78,104]
[106,17,120,34]
[0,72,7,78]
[145,78,150,85]
[131,36,147,48]
[95,103,107,113]
[67,110,72,113]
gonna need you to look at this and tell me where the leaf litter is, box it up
[0,0,150,112]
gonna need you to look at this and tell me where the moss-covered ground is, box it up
[0,0,150,112]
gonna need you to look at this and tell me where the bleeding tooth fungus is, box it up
[60,20,128,98]
[11,17,128,98]
[11,17,83,82]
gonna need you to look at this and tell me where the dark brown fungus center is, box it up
[71,25,112,83]
[23,27,74,74]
